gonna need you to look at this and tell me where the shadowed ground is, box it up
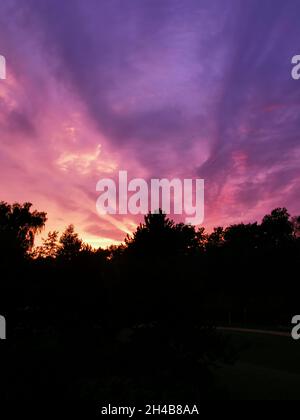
[215,331,300,400]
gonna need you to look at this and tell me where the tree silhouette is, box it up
[292,215,300,238]
[206,226,224,249]
[57,224,82,260]
[224,223,260,251]
[261,207,293,246]
[34,231,59,259]
[0,201,46,260]
[125,209,201,258]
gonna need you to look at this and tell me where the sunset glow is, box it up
[1,0,300,247]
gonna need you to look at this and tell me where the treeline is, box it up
[0,201,299,400]
[1,201,300,325]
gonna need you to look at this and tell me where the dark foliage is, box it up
[0,202,299,401]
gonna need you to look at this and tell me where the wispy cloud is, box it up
[0,0,299,246]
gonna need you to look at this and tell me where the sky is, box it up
[0,0,300,248]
